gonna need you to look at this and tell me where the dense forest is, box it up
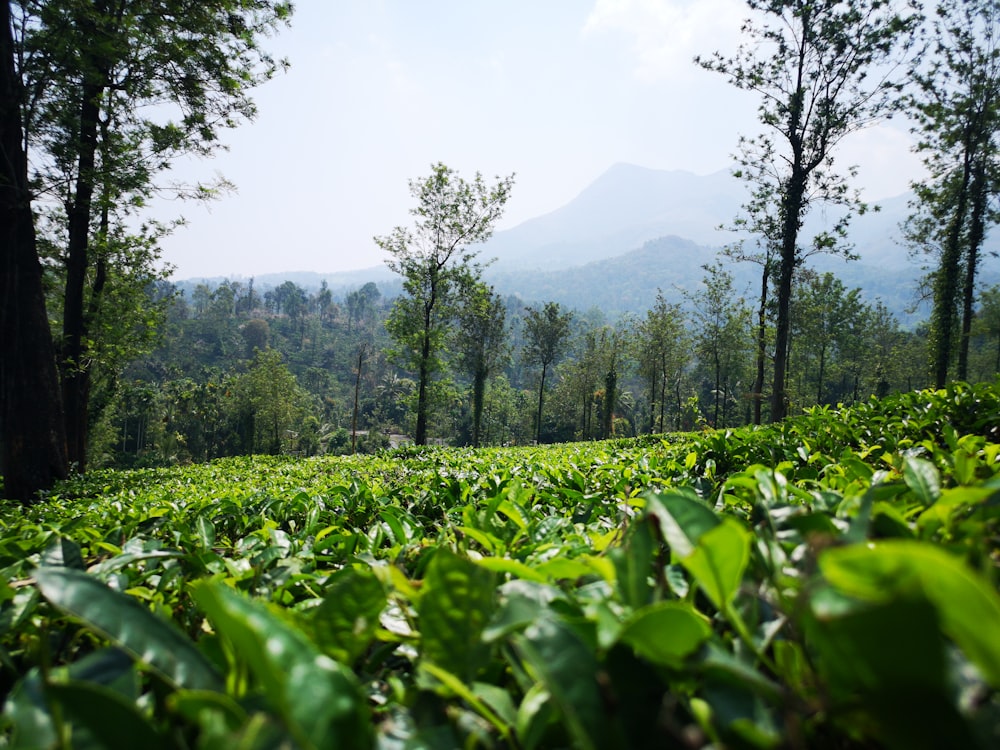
[101,267,1000,468]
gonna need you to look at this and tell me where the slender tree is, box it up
[454,281,509,448]
[906,0,1000,385]
[689,262,751,428]
[636,291,688,433]
[13,0,292,471]
[698,0,920,420]
[522,302,572,444]
[0,0,68,501]
[378,163,514,445]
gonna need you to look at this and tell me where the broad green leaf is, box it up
[902,456,941,505]
[515,682,556,750]
[609,518,655,609]
[195,515,216,549]
[418,549,496,680]
[618,601,710,667]
[511,614,625,750]
[40,538,85,570]
[34,567,222,691]
[194,581,371,750]
[168,689,248,732]
[644,490,719,557]
[807,592,978,749]
[496,498,529,531]
[475,556,548,583]
[681,518,751,610]
[46,681,165,750]
[820,540,1000,687]
[418,662,515,744]
[483,579,563,642]
[311,566,386,665]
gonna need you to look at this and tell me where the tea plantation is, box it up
[1,381,998,748]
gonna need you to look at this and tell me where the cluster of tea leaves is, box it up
[1,381,999,749]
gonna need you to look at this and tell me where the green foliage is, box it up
[5,382,997,746]
[378,163,515,445]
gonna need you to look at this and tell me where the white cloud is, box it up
[583,0,746,83]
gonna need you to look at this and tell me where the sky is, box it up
[154,0,925,281]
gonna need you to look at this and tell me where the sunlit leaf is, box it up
[34,567,222,691]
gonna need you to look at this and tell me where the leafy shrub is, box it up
[1,382,998,747]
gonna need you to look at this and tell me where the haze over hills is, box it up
[178,163,997,320]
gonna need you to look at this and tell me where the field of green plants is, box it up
[1,381,999,749]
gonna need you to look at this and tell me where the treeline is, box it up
[101,267,1000,467]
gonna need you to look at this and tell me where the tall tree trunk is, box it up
[753,261,771,425]
[415,321,431,446]
[0,2,68,501]
[932,150,973,388]
[602,368,616,439]
[535,362,547,444]
[351,344,366,454]
[771,170,806,423]
[471,366,486,448]
[958,156,988,381]
[61,78,103,470]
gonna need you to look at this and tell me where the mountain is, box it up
[481,163,747,270]
[175,163,997,320]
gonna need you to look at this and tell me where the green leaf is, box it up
[644,490,719,557]
[41,538,85,570]
[820,540,1000,687]
[807,591,978,749]
[511,614,625,750]
[903,456,941,505]
[418,548,496,680]
[483,580,563,642]
[194,581,371,750]
[418,662,516,744]
[195,515,216,549]
[618,601,711,667]
[311,566,386,665]
[46,681,165,750]
[34,567,222,691]
[609,518,655,609]
[475,556,548,583]
[681,518,751,610]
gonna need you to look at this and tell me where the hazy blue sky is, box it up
[154,0,924,280]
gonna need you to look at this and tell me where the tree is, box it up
[791,271,865,406]
[689,263,751,427]
[698,0,920,420]
[1,0,68,500]
[13,0,292,471]
[636,292,689,433]
[454,281,509,447]
[975,284,1000,374]
[378,163,514,445]
[906,0,1000,385]
[235,348,305,455]
[522,302,572,444]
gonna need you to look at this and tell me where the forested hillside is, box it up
[102,264,1000,469]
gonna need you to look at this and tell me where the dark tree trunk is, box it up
[351,344,365,454]
[933,149,973,388]
[0,3,69,501]
[535,362,547,444]
[471,365,486,448]
[415,307,432,446]
[61,74,103,470]
[771,170,806,422]
[602,369,617,439]
[753,261,771,425]
[958,156,988,381]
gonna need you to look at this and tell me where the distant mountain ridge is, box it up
[176,163,998,320]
